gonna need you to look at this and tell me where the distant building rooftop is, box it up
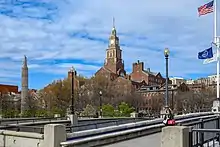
[0,84,18,94]
[170,77,185,79]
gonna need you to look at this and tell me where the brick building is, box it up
[137,83,189,113]
[0,84,18,94]
[95,24,136,93]
[95,23,165,92]
[96,25,127,78]
[130,60,165,86]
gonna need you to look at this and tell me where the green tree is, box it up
[118,102,135,117]
[102,104,115,117]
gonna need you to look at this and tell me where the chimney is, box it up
[132,60,144,72]
[147,68,150,72]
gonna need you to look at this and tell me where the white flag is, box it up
[203,53,217,64]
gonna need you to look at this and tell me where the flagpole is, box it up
[214,0,219,99]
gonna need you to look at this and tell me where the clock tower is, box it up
[104,19,126,77]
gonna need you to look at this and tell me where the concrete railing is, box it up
[0,117,152,133]
[0,124,67,147]
[66,112,214,139]
[60,112,215,147]
[0,112,215,147]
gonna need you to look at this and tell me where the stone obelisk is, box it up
[21,55,28,115]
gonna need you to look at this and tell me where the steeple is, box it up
[111,17,116,36]
[104,19,126,76]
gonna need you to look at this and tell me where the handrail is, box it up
[192,128,220,132]
[66,112,215,140]
[7,120,70,126]
[0,117,65,122]
[62,124,164,146]
[63,113,217,146]
[177,115,218,126]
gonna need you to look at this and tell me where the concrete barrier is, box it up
[161,126,190,147]
[0,129,44,147]
[66,112,214,140]
[60,112,214,147]
[0,112,214,147]
[0,117,153,133]
[44,124,66,147]
[0,124,67,147]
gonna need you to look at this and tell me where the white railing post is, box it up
[43,124,66,147]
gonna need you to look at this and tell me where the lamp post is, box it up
[163,48,176,125]
[99,91,102,118]
[164,48,170,108]
[70,66,75,115]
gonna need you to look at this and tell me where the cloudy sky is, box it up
[0,0,219,89]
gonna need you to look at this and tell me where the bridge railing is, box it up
[0,117,152,134]
[66,117,152,132]
[0,112,215,147]
[0,116,66,125]
[162,115,220,147]
[60,112,215,147]
[189,129,220,147]
[178,115,220,146]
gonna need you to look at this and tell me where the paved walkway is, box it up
[104,133,161,147]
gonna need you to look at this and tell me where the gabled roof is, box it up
[95,67,112,75]
[115,76,130,82]
[142,70,159,77]
[130,80,148,87]
[155,72,163,78]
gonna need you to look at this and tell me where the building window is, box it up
[145,100,148,104]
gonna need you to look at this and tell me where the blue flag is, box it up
[198,47,213,59]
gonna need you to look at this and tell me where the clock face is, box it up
[110,39,115,45]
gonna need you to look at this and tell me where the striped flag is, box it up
[198,1,214,16]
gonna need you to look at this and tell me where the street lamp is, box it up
[70,66,75,115]
[163,48,175,125]
[99,91,102,117]
[164,48,170,108]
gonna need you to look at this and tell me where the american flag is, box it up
[198,1,214,16]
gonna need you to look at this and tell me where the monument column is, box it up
[21,55,28,115]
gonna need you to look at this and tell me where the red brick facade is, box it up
[130,60,165,86]
[102,27,126,77]
[138,83,189,112]
[95,26,166,91]
[96,26,130,84]
[0,84,18,94]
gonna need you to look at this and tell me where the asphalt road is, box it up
[103,133,161,147]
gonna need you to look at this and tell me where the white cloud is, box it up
[30,62,100,77]
[0,0,219,88]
